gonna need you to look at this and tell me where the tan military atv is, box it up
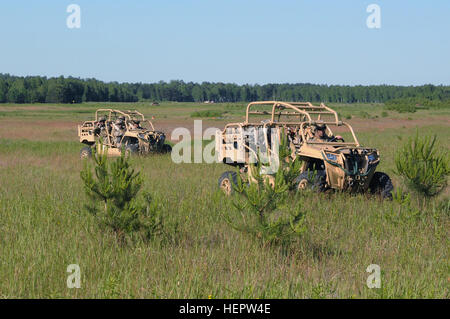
[215,101,393,199]
[78,109,172,158]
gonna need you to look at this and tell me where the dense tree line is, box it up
[0,73,448,104]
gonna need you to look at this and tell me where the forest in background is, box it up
[0,73,449,104]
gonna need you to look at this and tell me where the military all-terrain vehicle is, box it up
[215,101,393,199]
[78,109,172,158]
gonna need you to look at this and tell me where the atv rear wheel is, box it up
[80,147,92,159]
[369,172,393,200]
[218,171,238,196]
[124,144,139,157]
[295,170,326,192]
[161,144,172,154]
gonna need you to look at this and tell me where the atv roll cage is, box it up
[222,101,360,148]
[95,109,155,131]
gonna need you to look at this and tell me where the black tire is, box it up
[295,170,327,192]
[124,144,139,157]
[369,171,393,200]
[80,146,92,159]
[218,171,238,196]
[161,144,172,154]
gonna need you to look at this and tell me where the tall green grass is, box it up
[190,110,223,118]
[0,105,448,298]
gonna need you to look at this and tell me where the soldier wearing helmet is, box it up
[94,116,107,137]
[130,119,142,130]
[112,116,126,146]
[309,123,344,142]
[314,124,328,141]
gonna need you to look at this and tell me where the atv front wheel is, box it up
[218,171,238,196]
[295,170,326,192]
[80,147,92,159]
[369,172,393,200]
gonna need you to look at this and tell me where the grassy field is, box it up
[0,102,448,298]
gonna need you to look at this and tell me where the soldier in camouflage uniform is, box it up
[94,116,107,137]
[112,116,126,146]
[310,124,343,142]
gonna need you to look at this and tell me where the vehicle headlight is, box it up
[368,154,377,162]
[326,153,337,161]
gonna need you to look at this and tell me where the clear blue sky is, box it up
[0,0,449,85]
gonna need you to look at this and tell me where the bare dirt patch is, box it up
[0,115,448,143]
[343,117,447,132]
[0,119,78,141]
[0,106,50,112]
